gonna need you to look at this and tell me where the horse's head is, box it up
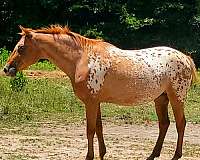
[4,26,42,76]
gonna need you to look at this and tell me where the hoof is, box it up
[99,147,106,160]
[85,154,94,160]
[146,157,154,160]
[171,157,179,160]
[171,151,182,160]
[146,153,160,160]
[85,157,94,160]
[171,155,181,160]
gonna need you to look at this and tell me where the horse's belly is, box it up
[101,79,165,105]
[98,56,168,105]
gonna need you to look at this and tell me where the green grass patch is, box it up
[0,77,84,127]
[0,47,10,68]
[102,103,157,124]
[185,84,200,123]
[28,60,57,71]
[0,75,200,127]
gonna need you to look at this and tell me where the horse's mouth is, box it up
[4,66,17,77]
[8,67,17,77]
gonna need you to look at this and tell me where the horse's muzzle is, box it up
[3,64,17,77]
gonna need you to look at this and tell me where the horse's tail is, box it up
[187,56,197,83]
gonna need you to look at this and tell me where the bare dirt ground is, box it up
[0,70,200,159]
[0,122,200,160]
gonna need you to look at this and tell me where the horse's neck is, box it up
[48,55,76,80]
[41,36,79,81]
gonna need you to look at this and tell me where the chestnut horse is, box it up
[4,25,196,160]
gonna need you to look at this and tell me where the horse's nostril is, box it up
[3,67,8,73]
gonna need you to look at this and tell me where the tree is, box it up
[0,0,199,66]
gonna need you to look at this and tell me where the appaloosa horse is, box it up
[4,25,196,160]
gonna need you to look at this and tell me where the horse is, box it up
[4,25,197,160]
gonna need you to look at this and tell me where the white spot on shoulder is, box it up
[87,54,111,94]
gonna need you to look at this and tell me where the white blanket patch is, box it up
[107,46,192,102]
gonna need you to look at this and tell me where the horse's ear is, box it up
[19,25,25,31]
[18,25,32,38]
[18,25,25,35]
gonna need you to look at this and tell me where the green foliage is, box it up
[29,60,57,71]
[0,75,200,126]
[10,72,27,92]
[0,47,9,67]
[120,5,155,30]
[0,77,84,125]
[0,0,200,67]
[82,27,104,39]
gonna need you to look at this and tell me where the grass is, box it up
[28,60,57,71]
[0,47,9,68]
[0,74,200,128]
[0,77,85,127]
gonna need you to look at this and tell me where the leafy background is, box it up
[0,0,200,66]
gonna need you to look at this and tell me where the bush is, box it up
[10,72,27,92]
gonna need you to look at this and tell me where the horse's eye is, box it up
[18,45,25,53]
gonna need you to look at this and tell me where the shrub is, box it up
[10,72,27,92]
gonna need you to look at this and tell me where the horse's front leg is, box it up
[96,104,106,160]
[85,100,99,160]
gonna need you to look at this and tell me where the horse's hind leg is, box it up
[167,88,186,160]
[147,92,170,160]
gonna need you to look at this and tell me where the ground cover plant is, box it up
[0,72,200,127]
